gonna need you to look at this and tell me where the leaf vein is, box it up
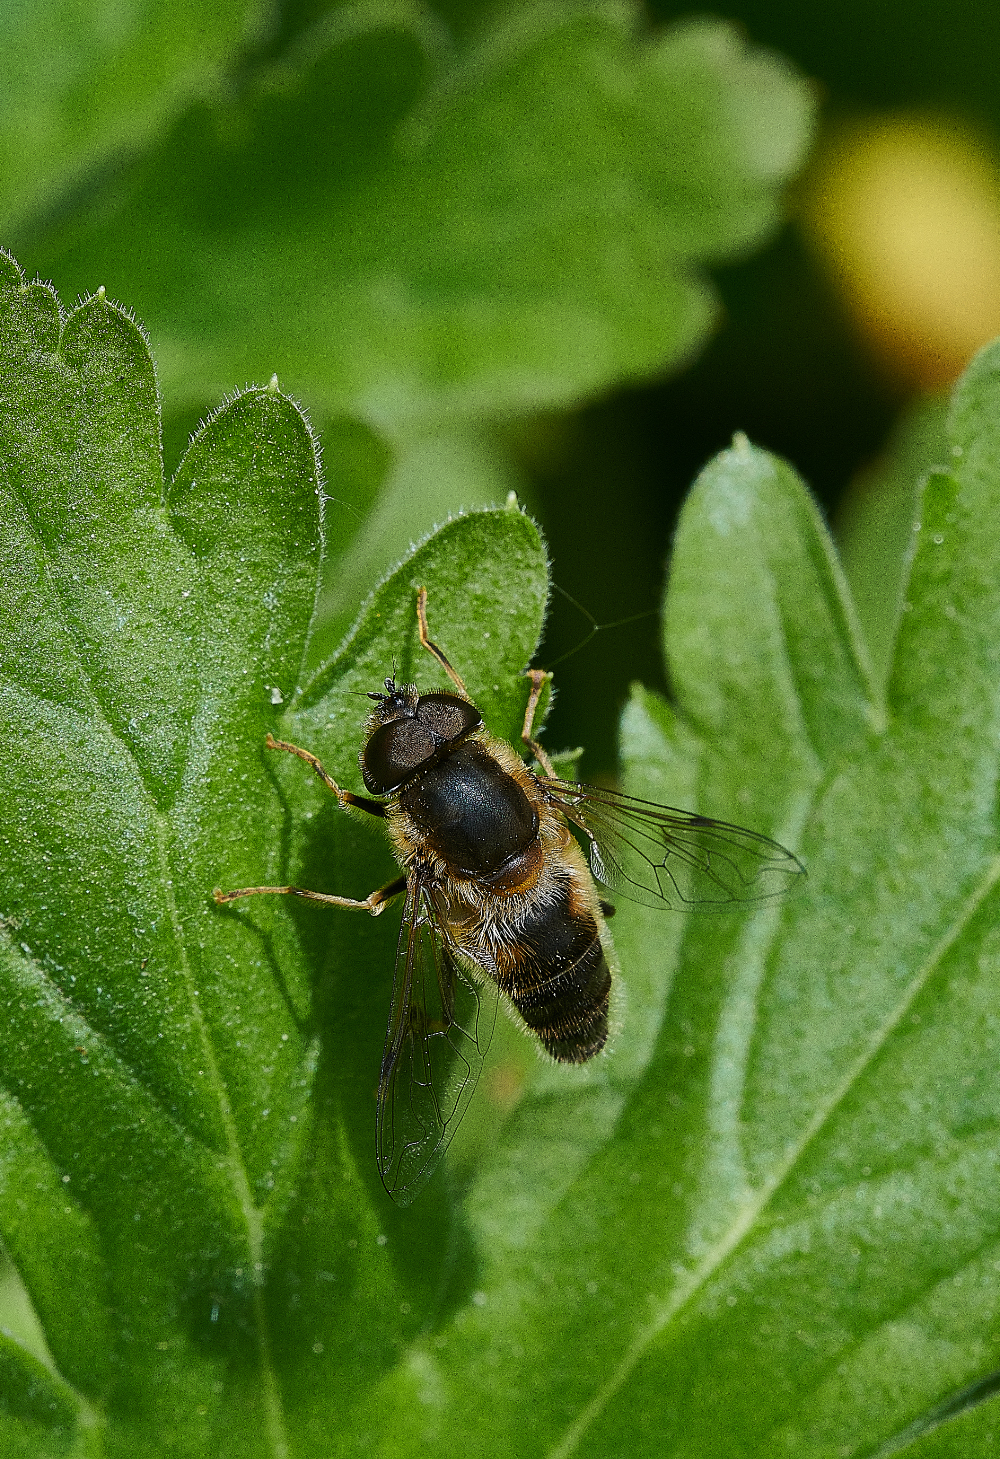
[153,811,292,1458]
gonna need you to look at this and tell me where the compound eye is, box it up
[362,719,436,794]
[416,693,482,741]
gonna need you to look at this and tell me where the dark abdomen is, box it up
[497,876,610,1063]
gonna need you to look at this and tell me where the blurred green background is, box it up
[5,0,1000,774]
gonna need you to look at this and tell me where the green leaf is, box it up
[0,248,549,1453]
[23,3,814,430]
[837,393,951,694]
[897,1384,1000,1458]
[0,0,269,236]
[0,246,326,1454]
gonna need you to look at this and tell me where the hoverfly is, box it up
[215,588,804,1204]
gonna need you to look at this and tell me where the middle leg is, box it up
[214,873,408,913]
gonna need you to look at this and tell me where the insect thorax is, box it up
[395,738,539,877]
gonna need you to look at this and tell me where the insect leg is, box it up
[214,874,408,913]
[416,586,471,699]
[266,732,385,816]
[521,668,557,777]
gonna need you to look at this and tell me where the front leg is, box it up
[266,733,386,816]
[521,669,557,778]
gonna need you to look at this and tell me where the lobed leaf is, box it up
[0,248,551,1453]
[22,3,814,430]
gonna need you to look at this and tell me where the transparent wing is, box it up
[540,778,805,911]
[376,876,497,1206]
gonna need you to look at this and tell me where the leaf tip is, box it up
[268,373,280,393]
[0,245,24,285]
